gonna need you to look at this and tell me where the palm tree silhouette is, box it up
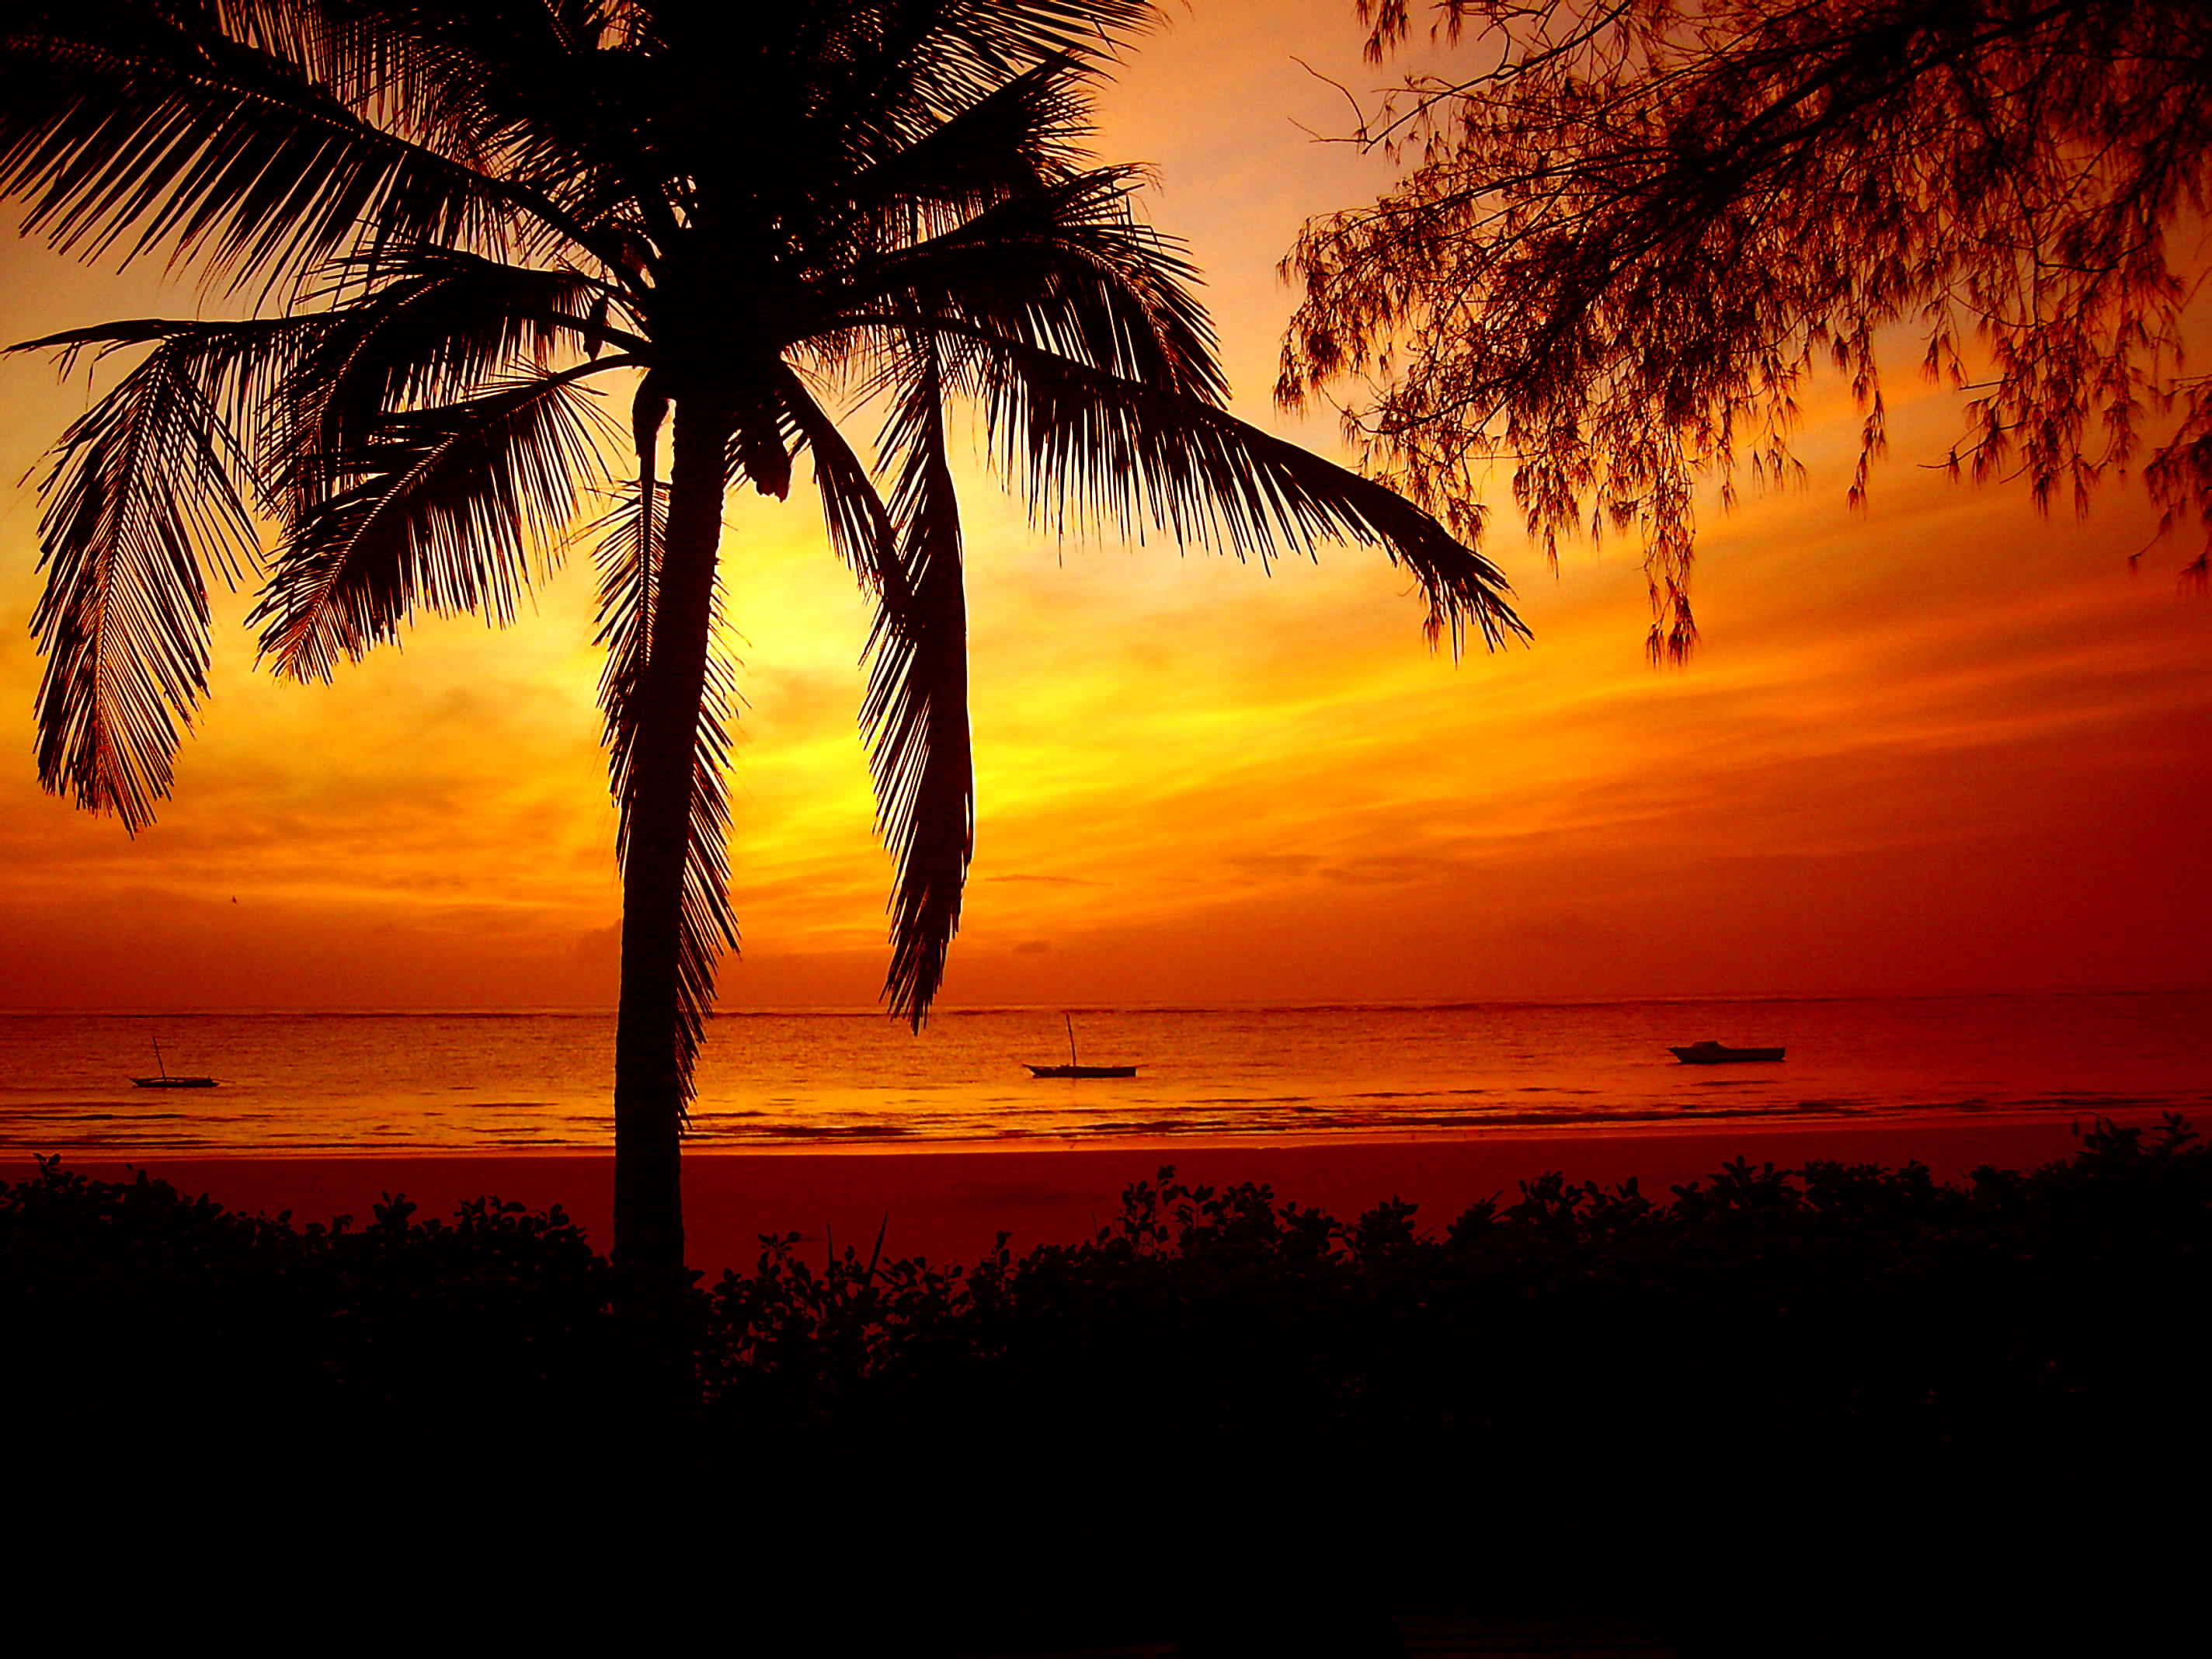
[1,2,1525,1289]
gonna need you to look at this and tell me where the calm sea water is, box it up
[1,994,2205,1155]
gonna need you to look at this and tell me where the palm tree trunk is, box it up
[612,394,733,1298]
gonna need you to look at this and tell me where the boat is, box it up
[1027,1014,1137,1080]
[1669,1041,1786,1065]
[131,1032,217,1090]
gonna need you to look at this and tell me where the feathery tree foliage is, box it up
[0,1,1524,1285]
[1279,0,2212,663]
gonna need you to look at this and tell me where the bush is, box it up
[5,1118,2202,1650]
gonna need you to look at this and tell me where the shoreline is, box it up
[3,1108,2175,1274]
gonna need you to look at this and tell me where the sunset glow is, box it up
[2,0,2207,1013]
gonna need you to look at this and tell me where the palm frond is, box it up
[13,312,319,472]
[591,476,659,830]
[355,0,689,263]
[849,163,1223,402]
[818,54,1083,258]
[265,249,623,520]
[663,632,739,1115]
[852,0,1159,104]
[683,2,1148,251]
[594,386,738,1113]
[865,341,975,1026]
[593,377,669,851]
[946,327,1529,653]
[0,2,506,292]
[20,325,265,831]
[252,360,617,679]
[777,366,904,603]
[593,492,739,1118]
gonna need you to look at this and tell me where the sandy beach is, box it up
[4,1109,2162,1273]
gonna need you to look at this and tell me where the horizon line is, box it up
[6,985,2209,1019]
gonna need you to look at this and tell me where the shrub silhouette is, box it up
[5,1118,2202,1648]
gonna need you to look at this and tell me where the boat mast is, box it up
[152,1031,168,1081]
[1065,1013,1077,1068]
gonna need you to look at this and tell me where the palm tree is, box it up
[1,0,1525,1291]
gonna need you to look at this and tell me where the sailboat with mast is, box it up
[1027,1014,1137,1079]
[131,1032,216,1090]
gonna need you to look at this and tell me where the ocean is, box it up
[2,993,2205,1155]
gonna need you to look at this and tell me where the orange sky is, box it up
[2,2,2208,1012]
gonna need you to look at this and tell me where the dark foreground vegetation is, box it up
[7,1119,2203,1654]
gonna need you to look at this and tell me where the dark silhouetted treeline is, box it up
[6,1118,2202,1654]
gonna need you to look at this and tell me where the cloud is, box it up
[2,3,2206,1010]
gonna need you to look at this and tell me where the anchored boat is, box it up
[1668,1041,1786,1065]
[131,1032,216,1090]
[1028,1014,1137,1079]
